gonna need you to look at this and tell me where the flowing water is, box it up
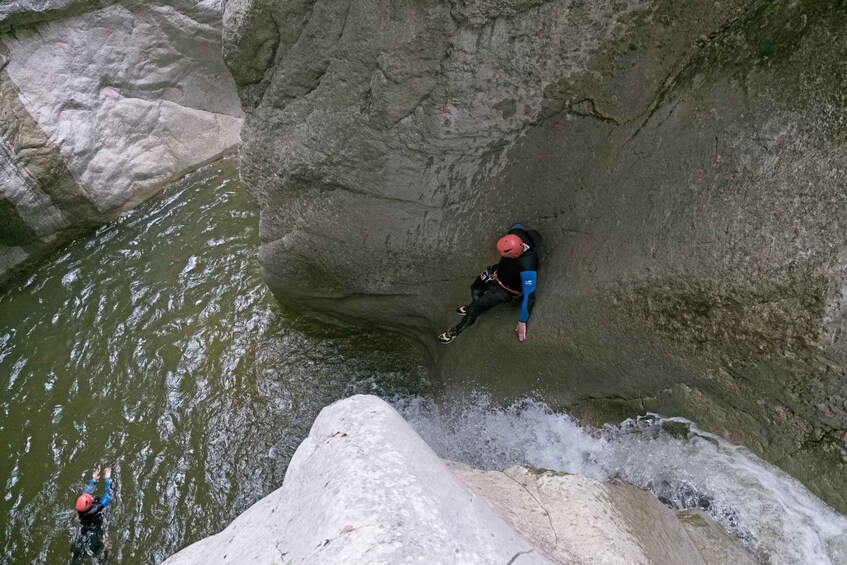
[397,395,847,565]
[1,157,846,564]
[0,157,428,563]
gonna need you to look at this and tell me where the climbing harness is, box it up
[492,272,522,298]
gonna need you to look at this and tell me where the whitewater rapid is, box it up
[395,394,847,565]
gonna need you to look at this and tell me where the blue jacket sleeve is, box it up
[519,271,537,323]
[100,478,113,508]
[83,479,96,495]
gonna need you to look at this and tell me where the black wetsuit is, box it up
[78,500,107,529]
[72,503,109,563]
[451,225,540,336]
[72,478,112,564]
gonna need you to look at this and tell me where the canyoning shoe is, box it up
[456,305,468,316]
[438,329,458,344]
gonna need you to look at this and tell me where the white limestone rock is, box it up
[0,0,242,283]
[449,463,756,565]
[3,1,243,212]
[0,0,114,30]
[164,395,753,564]
[163,394,550,565]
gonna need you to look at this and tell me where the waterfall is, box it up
[395,394,847,565]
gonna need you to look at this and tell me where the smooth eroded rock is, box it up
[0,0,243,283]
[677,509,757,565]
[225,0,847,512]
[449,463,756,565]
[163,395,550,564]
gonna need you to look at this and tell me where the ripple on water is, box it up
[0,157,428,564]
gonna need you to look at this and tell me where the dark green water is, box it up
[0,157,428,563]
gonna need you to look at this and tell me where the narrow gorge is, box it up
[0,0,845,563]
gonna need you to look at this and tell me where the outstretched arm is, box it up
[100,468,113,508]
[83,469,100,494]
[516,270,537,341]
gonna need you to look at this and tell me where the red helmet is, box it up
[76,493,94,512]
[496,234,524,258]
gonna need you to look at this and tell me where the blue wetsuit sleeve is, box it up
[510,223,524,230]
[100,478,112,508]
[519,271,537,323]
[83,479,96,494]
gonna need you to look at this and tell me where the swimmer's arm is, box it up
[100,479,112,507]
[101,468,112,507]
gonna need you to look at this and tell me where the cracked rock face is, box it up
[225,0,847,511]
[449,464,755,565]
[0,0,243,283]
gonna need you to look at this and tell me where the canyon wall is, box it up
[0,0,243,283]
[225,0,847,512]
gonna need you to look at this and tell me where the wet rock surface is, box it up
[0,0,243,283]
[225,0,847,511]
[449,463,756,565]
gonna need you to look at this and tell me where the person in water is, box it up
[438,223,540,343]
[72,467,113,563]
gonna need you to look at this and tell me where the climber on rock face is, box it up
[72,467,113,564]
[438,224,540,344]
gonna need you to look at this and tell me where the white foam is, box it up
[393,394,847,565]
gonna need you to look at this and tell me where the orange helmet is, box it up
[496,234,524,258]
[76,493,94,512]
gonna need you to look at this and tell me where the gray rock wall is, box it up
[0,0,243,283]
[225,0,847,512]
[0,0,115,30]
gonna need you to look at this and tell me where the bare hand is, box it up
[92,469,100,480]
[104,467,112,479]
[516,322,527,342]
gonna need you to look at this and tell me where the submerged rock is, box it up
[0,0,243,283]
[677,510,759,565]
[224,0,847,512]
[163,395,750,564]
